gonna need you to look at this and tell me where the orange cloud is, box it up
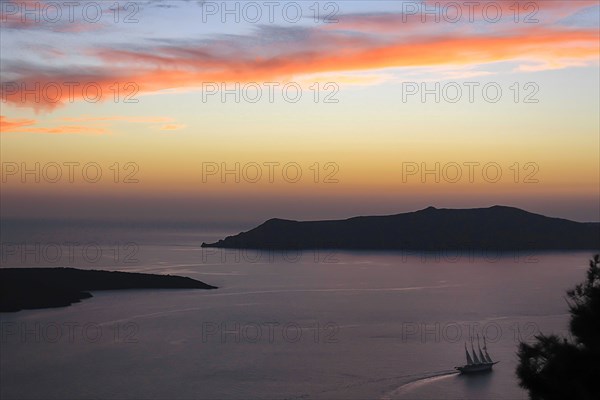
[2,10,598,112]
[1,115,107,135]
[11,126,109,135]
[159,124,187,131]
[60,116,174,123]
[0,116,36,132]
[1,115,186,134]
[90,27,600,82]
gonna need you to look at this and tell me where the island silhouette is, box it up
[0,268,217,312]
[202,206,600,250]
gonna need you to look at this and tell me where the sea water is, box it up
[0,222,593,399]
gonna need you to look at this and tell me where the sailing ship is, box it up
[455,334,499,374]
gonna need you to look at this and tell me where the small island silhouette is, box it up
[202,206,600,250]
[0,268,217,312]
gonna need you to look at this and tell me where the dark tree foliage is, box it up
[516,255,600,400]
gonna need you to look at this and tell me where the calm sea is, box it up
[0,221,594,399]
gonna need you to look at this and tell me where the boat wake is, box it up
[283,369,457,400]
[381,370,458,399]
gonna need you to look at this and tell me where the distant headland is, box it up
[0,268,217,312]
[202,206,600,250]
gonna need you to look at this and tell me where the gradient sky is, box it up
[1,0,599,225]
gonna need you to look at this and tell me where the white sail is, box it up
[464,343,474,365]
[483,335,493,363]
[477,334,487,363]
[471,341,481,364]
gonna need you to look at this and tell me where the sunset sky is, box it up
[1,0,599,226]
